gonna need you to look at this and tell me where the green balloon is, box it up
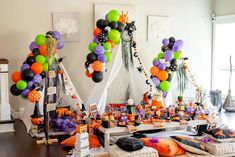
[114,38,121,45]
[174,51,181,60]
[45,56,55,64]
[159,81,170,92]
[89,42,98,52]
[107,10,120,22]
[108,29,120,43]
[103,42,111,50]
[104,52,112,62]
[43,63,49,72]
[35,34,46,46]
[157,52,164,59]
[35,55,46,64]
[16,80,27,90]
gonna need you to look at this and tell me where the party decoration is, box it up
[89,42,98,52]
[35,34,46,46]
[21,69,34,81]
[12,71,22,83]
[92,71,103,83]
[16,80,27,90]
[92,61,103,72]
[10,84,22,96]
[35,55,46,64]
[159,81,170,92]
[31,62,43,74]
[107,10,120,22]
[28,90,41,102]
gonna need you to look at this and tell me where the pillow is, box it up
[140,138,185,156]
[172,136,209,155]
[116,137,143,152]
[61,134,101,148]
[205,127,235,142]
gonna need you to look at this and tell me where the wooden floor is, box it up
[0,111,234,157]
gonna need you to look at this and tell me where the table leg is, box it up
[104,132,110,151]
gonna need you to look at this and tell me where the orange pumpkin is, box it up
[151,99,165,109]
[31,117,44,125]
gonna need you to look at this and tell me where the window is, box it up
[213,15,235,97]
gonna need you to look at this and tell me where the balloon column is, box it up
[10,31,64,123]
[150,37,184,97]
[85,10,126,83]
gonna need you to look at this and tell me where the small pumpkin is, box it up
[31,117,44,125]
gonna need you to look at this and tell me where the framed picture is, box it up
[52,12,80,42]
[89,103,98,117]
[94,3,136,26]
[147,15,169,42]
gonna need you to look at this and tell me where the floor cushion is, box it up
[205,127,235,142]
[116,137,143,152]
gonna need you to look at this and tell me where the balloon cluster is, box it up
[10,31,64,102]
[150,37,184,97]
[85,10,126,83]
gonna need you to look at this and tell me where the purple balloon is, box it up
[21,89,30,97]
[29,41,38,51]
[152,77,160,87]
[33,74,42,83]
[98,55,106,63]
[163,92,167,98]
[93,37,101,44]
[153,60,160,66]
[94,45,104,55]
[158,63,166,70]
[53,31,61,40]
[164,50,174,61]
[21,64,30,72]
[27,81,34,89]
[162,39,169,46]
[57,40,64,49]
[172,44,180,52]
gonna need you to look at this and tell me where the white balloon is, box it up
[165,61,171,67]
[159,59,165,63]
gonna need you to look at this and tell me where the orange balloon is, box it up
[28,90,41,102]
[107,40,115,48]
[85,70,92,78]
[150,66,159,76]
[157,70,168,81]
[92,61,103,72]
[12,71,22,83]
[39,44,47,56]
[93,28,102,37]
[31,62,43,74]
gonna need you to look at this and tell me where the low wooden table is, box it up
[98,120,214,150]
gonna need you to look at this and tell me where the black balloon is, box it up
[168,42,174,49]
[103,20,109,28]
[117,22,125,32]
[32,48,40,56]
[169,37,175,43]
[92,71,103,83]
[98,32,108,43]
[46,31,55,38]
[109,21,118,29]
[85,61,90,68]
[161,46,167,52]
[96,19,105,29]
[86,53,97,63]
[40,71,46,79]
[21,69,34,81]
[170,59,176,64]
[10,84,22,96]
[26,56,35,65]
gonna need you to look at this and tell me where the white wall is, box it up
[0,0,212,111]
[214,0,235,16]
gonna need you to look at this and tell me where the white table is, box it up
[98,120,212,150]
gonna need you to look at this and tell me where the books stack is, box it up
[72,132,90,157]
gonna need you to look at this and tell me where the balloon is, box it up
[108,29,120,43]
[29,41,38,51]
[21,64,30,72]
[98,55,106,63]
[107,10,120,22]
[16,80,27,90]
[103,42,111,50]
[35,34,46,46]
[31,62,43,74]
[86,52,97,63]
[158,63,166,70]
[46,31,55,38]
[53,31,61,40]
[27,81,34,89]
[153,60,160,66]
[172,44,180,52]
[168,42,174,49]
[92,61,103,72]
[150,66,159,76]
[57,40,64,49]
[109,21,118,29]
[98,32,108,43]
[157,70,168,81]
[117,22,125,32]
[89,42,98,52]
[107,40,115,48]
[157,52,164,59]
[10,84,22,96]
[21,69,34,81]
[96,19,106,29]
[164,50,174,61]
[162,39,170,46]
[93,28,102,37]
[169,37,175,43]
[39,44,47,56]
[26,56,35,65]
[35,55,46,64]
[92,71,103,83]
[21,89,30,97]
[33,74,42,83]
[153,57,159,62]
[161,46,167,52]
[113,38,120,45]
[174,51,181,60]
[85,70,92,78]
[159,81,170,92]
[152,77,160,87]
[12,71,22,83]
[28,90,41,102]
[43,63,49,72]
[104,52,112,62]
[40,71,46,79]
[163,92,168,98]
[94,45,104,55]
[93,37,101,44]
[45,56,55,64]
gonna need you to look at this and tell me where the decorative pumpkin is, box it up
[56,108,71,117]
[31,117,44,125]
